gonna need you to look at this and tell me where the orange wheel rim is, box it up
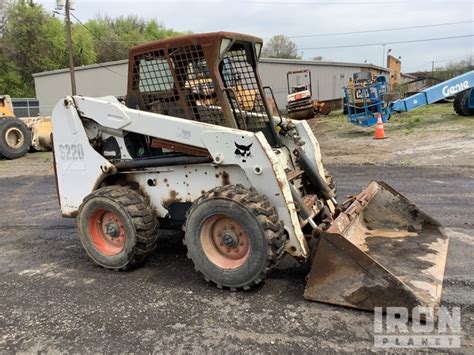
[87,209,126,256]
[200,214,250,269]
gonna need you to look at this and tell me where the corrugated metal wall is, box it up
[259,60,381,109]
[33,61,128,115]
[34,59,387,114]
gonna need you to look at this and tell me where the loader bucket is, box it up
[304,181,449,313]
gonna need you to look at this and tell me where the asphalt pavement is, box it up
[0,164,472,352]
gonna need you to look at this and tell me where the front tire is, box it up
[0,117,31,159]
[184,185,286,290]
[78,186,158,270]
[453,89,474,116]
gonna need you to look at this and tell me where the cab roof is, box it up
[129,32,263,57]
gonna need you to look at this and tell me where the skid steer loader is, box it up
[51,32,448,313]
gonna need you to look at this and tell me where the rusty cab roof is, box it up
[128,31,263,57]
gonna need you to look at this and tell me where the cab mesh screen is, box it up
[132,49,186,119]
[132,46,227,126]
[220,46,269,131]
[169,45,227,126]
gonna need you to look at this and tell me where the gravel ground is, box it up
[0,163,472,353]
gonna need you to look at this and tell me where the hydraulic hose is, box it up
[294,147,335,201]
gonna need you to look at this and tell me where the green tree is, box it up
[433,56,474,81]
[262,35,301,59]
[71,24,97,66]
[0,1,184,96]
[0,1,95,96]
[86,16,184,63]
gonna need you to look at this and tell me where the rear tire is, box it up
[78,186,158,270]
[0,117,31,159]
[184,185,286,290]
[453,89,474,116]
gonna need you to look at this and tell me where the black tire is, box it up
[0,117,31,159]
[453,89,474,116]
[78,186,158,270]
[184,184,286,290]
[288,107,315,120]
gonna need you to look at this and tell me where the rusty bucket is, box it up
[304,181,449,313]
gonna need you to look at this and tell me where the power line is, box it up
[300,34,474,50]
[403,54,473,70]
[70,12,118,54]
[283,20,474,39]
[136,0,407,4]
[67,17,474,44]
[128,0,466,4]
[69,12,127,78]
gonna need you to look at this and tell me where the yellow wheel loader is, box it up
[0,95,52,159]
[51,32,448,314]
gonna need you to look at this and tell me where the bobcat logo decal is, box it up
[234,142,253,163]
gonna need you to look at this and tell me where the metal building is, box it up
[33,58,388,115]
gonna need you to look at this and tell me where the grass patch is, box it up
[317,103,473,138]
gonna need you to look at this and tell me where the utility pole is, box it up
[431,61,435,86]
[64,0,77,95]
[382,44,386,67]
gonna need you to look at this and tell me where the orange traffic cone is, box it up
[374,113,386,139]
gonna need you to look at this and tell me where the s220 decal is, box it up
[58,144,84,161]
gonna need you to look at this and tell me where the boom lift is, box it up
[344,70,474,126]
[51,32,449,313]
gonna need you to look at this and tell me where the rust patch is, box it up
[222,171,230,185]
[162,190,183,209]
[150,138,210,157]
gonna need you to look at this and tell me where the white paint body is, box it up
[52,95,331,260]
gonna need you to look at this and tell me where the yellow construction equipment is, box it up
[0,94,52,159]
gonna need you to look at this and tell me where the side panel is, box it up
[51,98,114,217]
[128,165,251,217]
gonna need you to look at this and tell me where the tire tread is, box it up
[79,186,158,270]
[183,184,286,290]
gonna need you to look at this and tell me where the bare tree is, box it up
[262,35,300,59]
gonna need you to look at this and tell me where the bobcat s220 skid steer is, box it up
[51,32,448,313]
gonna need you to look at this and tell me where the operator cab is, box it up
[126,32,280,153]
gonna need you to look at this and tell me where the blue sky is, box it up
[37,0,473,72]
